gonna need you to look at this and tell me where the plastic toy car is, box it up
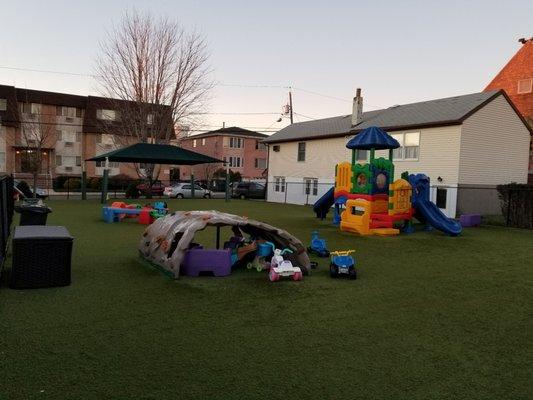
[307,230,330,257]
[268,247,303,281]
[329,250,357,280]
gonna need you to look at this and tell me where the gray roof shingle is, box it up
[263,90,502,143]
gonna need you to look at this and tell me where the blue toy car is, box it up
[330,250,357,279]
[307,230,330,257]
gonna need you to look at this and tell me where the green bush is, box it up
[63,178,81,190]
[125,182,140,199]
[88,177,102,190]
[53,176,69,191]
[108,174,133,190]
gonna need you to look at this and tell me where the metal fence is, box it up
[0,175,15,269]
[264,180,533,228]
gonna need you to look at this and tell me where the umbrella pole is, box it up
[225,163,230,202]
[101,157,109,204]
[190,166,195,199]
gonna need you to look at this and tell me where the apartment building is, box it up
[0,85,171,184]
[178,126,268,181]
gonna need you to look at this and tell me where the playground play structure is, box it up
[139,210,312,279]
[313,126,462,236]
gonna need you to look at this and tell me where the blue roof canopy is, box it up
[346,126,400,150]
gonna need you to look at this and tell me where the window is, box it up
[517,78,532,94]
[56,155,62,166]
[56,130,62,141]
[0,99,6,111]
[30,103,41,114]
[355,149,368,161]
[0,151,5,165]
[274,177,286,193]
[304,178,318,196]
[229,137,243,148]
[147,113,154,125]
[272,145,280,152]
[62,156,77,167]
[76,132,82,142]
[202,138,206,146]
[96,109,118,121]
[95,161,119,168]
[228,156,242,168]
[57,106,77,117]
[255,158,267,169]
[391,132,420,160]
[193,139,197,148]
[76,156,82,166]
[436,188,447,209]
[95,134,102,144]
[256,141,266,150]
[297,142,306,162]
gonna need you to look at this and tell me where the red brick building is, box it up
[178,127,268,181]
[484,38,533,182]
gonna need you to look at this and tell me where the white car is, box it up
[163,183,212,199]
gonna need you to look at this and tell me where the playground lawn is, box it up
[1,199,531,400]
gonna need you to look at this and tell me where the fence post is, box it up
[506,188,512,227]
[67,177,70,200]
[284,182,288,204]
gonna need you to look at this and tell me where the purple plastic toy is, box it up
[181,248,232,277]
[459,214,481,227]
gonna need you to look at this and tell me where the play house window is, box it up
[351,206,365,216]
[391,132,420,160]
[356,173,367,188]
[274,177,286,192]
[304,178,318,196]
[375,173,387,190]
[297,142,306,162]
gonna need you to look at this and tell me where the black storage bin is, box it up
[10,226,74,289]
[15,202,52,226]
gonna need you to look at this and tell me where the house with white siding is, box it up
[263,89,531,217]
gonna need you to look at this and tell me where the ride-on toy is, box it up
[268,245,303,282]
[307,230,330,257]
[330,250,357,279]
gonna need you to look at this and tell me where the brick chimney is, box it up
[352,88,363,126]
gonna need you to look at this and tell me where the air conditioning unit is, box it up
[27,140,36,146]
[64,141,74,147]
[65,166,73,172]
[105,144,113,149]
[65,117,74,123]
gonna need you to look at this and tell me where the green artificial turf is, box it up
[0,199,531,400]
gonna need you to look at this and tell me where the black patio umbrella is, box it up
[86,143,224,203]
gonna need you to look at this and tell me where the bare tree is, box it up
[95,10,212,188]
[19,104,55,197]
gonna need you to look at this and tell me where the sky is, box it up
[0,0,531,135]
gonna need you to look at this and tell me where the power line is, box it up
[292,87,352,103]
[293,112,316,120]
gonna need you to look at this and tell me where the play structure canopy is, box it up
[87,142,222,165]
[346,126,400,150]
[139,210,311,278]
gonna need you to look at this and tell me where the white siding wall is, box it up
[459,94,530,185]
[267,125,462,214]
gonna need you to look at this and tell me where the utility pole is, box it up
[288,89,293,124]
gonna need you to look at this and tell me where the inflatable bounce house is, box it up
[313,126,461,236]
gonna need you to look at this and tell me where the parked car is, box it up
[136,181,166,197]
[232,182,266,199]
[163,183,212,199]
[14,180,48,199]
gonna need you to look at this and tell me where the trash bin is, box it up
[15,200,52,226]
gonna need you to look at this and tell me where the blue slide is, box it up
[313,187,334,220]
[409,174,462,236]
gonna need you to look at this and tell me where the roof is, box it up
[484,38,533,119]
[87,143,222,165]
[263,90,510,143]
[346,126,400,150]
[186,126,268,140]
